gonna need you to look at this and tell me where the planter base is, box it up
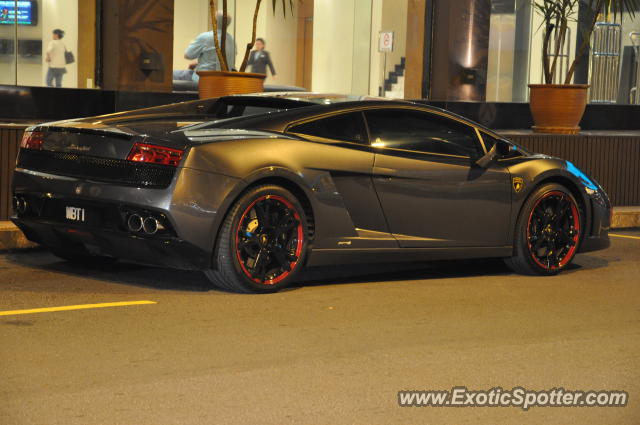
[532,125,580,135]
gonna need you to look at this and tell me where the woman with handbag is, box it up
[45,29,69,88]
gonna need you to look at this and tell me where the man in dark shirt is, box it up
[248,38,276,78]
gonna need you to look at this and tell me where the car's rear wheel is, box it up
[205,185,309,293]
[505,183,582,275]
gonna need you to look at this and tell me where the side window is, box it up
[365,109,481,157]
[288,112,368,144]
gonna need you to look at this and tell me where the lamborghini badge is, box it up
[512,177,524,193]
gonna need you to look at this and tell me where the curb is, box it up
[0,222,37,251]
[1,207,639,251]
[611,207,640,229]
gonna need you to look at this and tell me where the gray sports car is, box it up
[11,93,611,292]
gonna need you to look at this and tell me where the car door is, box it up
[365,107,512,248]
[287,111,394,248]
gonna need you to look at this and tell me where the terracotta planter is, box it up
[529,84,589,135]
[197,70,266,99]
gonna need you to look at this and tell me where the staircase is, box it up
[383,57,406,99]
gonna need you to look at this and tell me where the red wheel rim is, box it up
[235,195,304,285]
[526,191,581,270]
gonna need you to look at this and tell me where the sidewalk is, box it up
[2,207,639,251]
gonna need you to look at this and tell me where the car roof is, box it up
[223,92,482,126]
[230,91,407,105]
[206,93,484,133]
[116,92,493,138]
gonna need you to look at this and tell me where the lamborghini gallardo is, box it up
[11,93,611,292]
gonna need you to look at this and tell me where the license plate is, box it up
[65,206,86,222]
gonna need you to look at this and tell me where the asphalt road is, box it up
[1,231,639,425]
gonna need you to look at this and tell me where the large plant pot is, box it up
[529,84,589,135]
[197,70,266,99]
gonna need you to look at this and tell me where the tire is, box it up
[205,185,309,293]
[505,183,582,276]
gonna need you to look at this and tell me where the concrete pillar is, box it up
[78,0,97,89]
[101,0,174,92]
[429,0,492,101]
[404,0,429,99]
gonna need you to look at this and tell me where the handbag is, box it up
[65,50,75,65]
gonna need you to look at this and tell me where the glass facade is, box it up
[486,0,640,104]
[0,0,81,88]
[487,0,531,102]
[620,9,640,104]
[172,0,408,97]
[0,0,638,104]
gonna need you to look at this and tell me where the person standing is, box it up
[248,38,276,78]
[184,12,236,82]
[45,29,67,88]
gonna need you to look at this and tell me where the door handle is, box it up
[374,167,398,177]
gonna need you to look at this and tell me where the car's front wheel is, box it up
[205,185,309,293]
[505,183,582,275]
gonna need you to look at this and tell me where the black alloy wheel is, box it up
[505,183,582,275]
[206,185,309,293]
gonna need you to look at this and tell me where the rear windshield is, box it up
[109,96,314,126]
[212,103,282,120]
[158,97,316,132]
[209,97,313,118]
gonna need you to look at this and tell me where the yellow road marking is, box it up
[610,233,640,240]
[0,301,157,317]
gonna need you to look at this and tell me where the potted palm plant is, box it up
[529,0,637,134]
[197,0,295,98]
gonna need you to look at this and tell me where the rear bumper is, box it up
[11,166,241,269]
[12,168,239,262]
[12,217,210,270]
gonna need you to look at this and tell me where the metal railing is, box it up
[589,22,622,104]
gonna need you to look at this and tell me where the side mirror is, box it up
[476,140,514,168]
[496,140,513,156]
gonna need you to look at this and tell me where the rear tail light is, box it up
[127,143,184,167]
[20,131,46,150]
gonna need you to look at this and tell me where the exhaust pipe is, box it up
[12,196,27,214]
[127,214,143,232]
[142,217,159,235]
